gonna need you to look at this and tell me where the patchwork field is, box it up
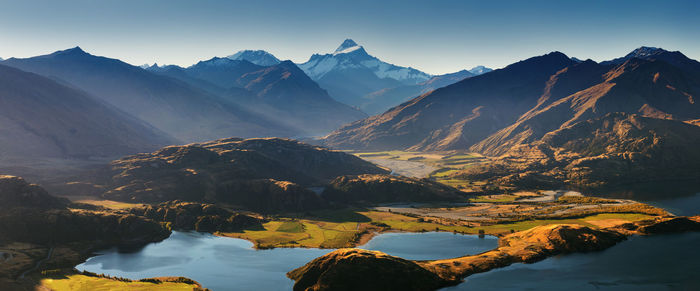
[354,150,488,190]
[220,208,657,249]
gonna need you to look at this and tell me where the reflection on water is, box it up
[76,184,699,291]
[359,232,497,260]
[77,231,496,291]
[588,180,700,216]
[593,179,700,199]
[445,189,700,290]
[641,193,700,216]
[444,233,700,290]
[78,232,330,291]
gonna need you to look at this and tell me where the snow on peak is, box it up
[333,45,362,55]
[627,46,665,58]
[227,50,281,66]
[335,39,359,53]
[299,39,431,84]
[468,66,493,75]
[197,57,240,67]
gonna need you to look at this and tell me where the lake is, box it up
[76,231,498,291]
[443,232,700,290]
[76,188,700,291]
[443,190,700,291]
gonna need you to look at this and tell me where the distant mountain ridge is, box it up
[2,47,293,142]
[148,57,366,135]
[297,39,491,113]
[227,50,281,66]
[359,67,492,115]
[297,39,431,108]
[299,39,431,83]
[0,63,173,160]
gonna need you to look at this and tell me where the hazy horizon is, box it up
[0,0,698,74]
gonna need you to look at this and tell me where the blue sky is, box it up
[0,0,698,74]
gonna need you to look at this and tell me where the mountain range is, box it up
[147,57,366,135]
[359,67,491,115]
[298,39,491,114]
[3,42,698,189]
[0,41,487,172]
[227,50,281,66]
[0,63,172,160]
[2,47,293,142]
[323,47,700,188]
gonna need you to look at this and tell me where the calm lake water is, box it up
[443,190,700,291]
[444,232,700,291]
[359,231,497,260]
[76,231,497,291]
[77,188,700,291]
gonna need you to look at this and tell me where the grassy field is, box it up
[468,194,520,203]
[275,221,305,233]
[473,213,655,233]
[40,275,201,291]
[220,209,655,249]
[70,198,144,210]
[354,151,485,169]
[353,150,489,190]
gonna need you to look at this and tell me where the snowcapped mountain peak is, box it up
[601,46,675,66]
[194,57,261,68]
[333,45,363,55]
[333,39,365,56]
[468,65,493,75]
[335,39,359,53]
[627,46,666,58]
[300,39,431,84]
[227,50,281,66]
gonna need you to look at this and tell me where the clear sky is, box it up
[0,0,698,74]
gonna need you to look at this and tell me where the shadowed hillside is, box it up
[459,113,700,188]
[0,64,173,160]
[102,138,388,212]
[323,52,576,151]
[150,59,366,136]
[2,47,293,142]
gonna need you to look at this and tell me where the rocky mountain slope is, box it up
[460,113,700,188]
[359,68,491,115]
[0,64,173,160]
[472,57,700,156]
[323,47,700,188]
[323,51,577,151]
